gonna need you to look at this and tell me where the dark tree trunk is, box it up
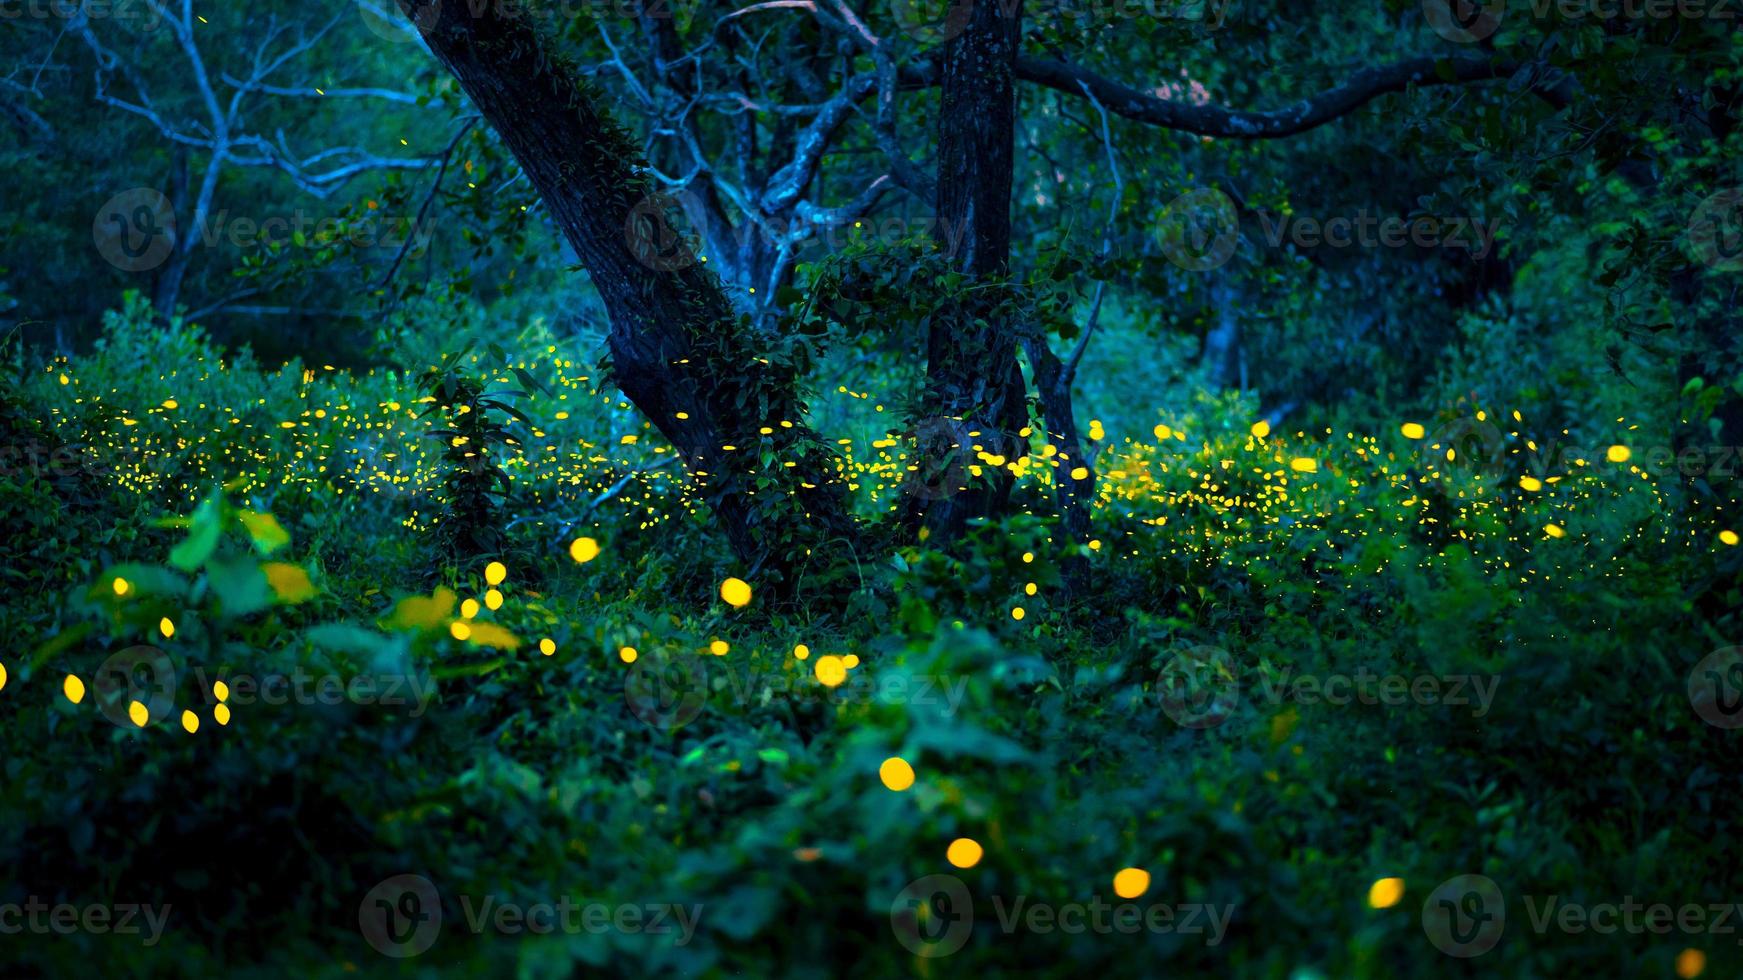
[909,0,1030,539]
[153,146,191,315]
[402,0,855,579]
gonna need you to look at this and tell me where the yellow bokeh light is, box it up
[484,561,507,585]
[946,838,983,869]
[720,577,752,607]
[63,674,85,704]
[569,537,601,564]
[1113,867,1151,899]
[879,756,915,791]
[814,655,846,687]
[1367,877,1405,909]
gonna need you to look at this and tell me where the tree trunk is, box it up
[908,0,1030,539]
[402,0,854,579]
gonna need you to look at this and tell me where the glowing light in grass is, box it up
[720,577,752,607]
[1368,877,1405,909]
[946,838,983,869]
[879,757,915,791]
[1113,868,1151,899]
[814,655,846,687]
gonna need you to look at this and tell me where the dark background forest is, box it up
[0,0,1740,976]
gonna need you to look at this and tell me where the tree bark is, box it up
[909,0,1030,539]
[401,0,854,578]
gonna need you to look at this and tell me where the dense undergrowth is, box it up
[1,298,1739,978]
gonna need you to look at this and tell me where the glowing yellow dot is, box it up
[485,588,504,611]
[1290,457,1318,473]
[1024,582,1037,596]
[1544,523,1566,539]
[1520,476,1543,492]
[1400,422,1425,439]
[814,655,847,687]
[158,617,175,638]
[1113,868,1151,899]
[709,640,729,656]
[842,654,859,668]
[1022,552,1034,564]
[720,577,752,608]
[794,644,810,660]
[1153,424,1172,441]
[1368,877,1405,909]
[1721,530,1740,546]
[619,646,638,663]
[1606,444,1631,463]
[112,577,130,596]
[569,537,601,564]
[946,838,983,869]
[1070,466,1089,480]
[879,757,915,791]
[127,700,149,728]
[484,561,507,585]
[1011,606,1025,621]
[1676,948,1706,979]
[63,674,85,704]
[450,621,472,641]
[1250,420,1270,438]
[539,638,556,656]
[181,710,199,733]
[460,598,480,619]
[214,703,231,726]
[213,680,229,702]
[0,663,6,691]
